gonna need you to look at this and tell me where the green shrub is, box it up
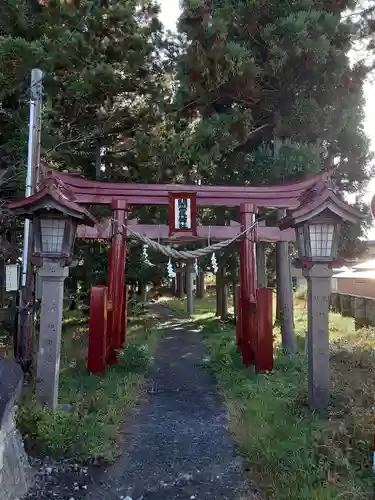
[117,343,150,374]
[17,310,159,462]
[17,403,105,459]
[128,299,146,317]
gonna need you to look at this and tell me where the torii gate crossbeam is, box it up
[47,167,329,208]
[76,218,296,242]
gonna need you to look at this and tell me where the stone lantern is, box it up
[280,178,362,411]
[9,176,95,409]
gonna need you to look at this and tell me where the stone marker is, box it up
[36,261,69,409]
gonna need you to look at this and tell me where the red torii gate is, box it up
[40,166,332,373]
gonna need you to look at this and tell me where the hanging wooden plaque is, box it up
[168,193,197,238]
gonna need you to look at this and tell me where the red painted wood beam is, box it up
[45,168,331,209]
[76,219,296,242]
[73,193,301,208]
[50,168,329,194]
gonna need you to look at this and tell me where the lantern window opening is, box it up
[309,223,334,258]
[40,218,66,255]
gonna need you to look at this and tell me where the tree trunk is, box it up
[171,277,176,296]
[275,272,280,326]
[195,272,200,298]
[186,263,194,315]
[221,280,228,320]
[177,271,184,298]
[232,280,237,320]
[216,270,223,317]
[196,270,205,299]
[138,282,148,302]
[216,266,228,319]
[256,242,267,288]
[141,283,147,302]
[95,140,102,180]
[276,210,295,353]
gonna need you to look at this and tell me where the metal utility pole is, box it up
[15,69,43,372]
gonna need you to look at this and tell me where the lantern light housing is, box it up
[8,176,96,265]
[278,176,362,265]
[294,211,341,262]
[33,211,78,260]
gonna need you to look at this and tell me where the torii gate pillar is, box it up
[239,203,257,366]
[107,200,128,364]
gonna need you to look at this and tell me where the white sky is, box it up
[158,0,375,237]
[159,0,181,32]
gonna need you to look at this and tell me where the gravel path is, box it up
[24,305,260,500]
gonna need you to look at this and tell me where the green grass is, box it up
[18,305,161,463]
[163,295,375,500]
[159,293,231,320]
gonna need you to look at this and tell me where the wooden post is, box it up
[107,200,128,364]
[121,285,129,345]
[177,268,184,298]
[111,200,127,349]
[256,242,267,288]
[171,277,176,296]
[232,280,237,319]
[354,297,367,330]
[239,203,257,366]
[186,262,194,316]
[332,293,341,313]
[222,279,228,320]
[341,295,352,317]
[256,288,274,372]
[276,209,295,353]
[88,286,108,374]
[196,269,205,299]
[235,285,243,352]
[106,238,117,365]
[216,265,228,319]
[216,267,223,317]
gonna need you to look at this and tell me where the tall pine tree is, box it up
[0,0,174,183]
[0,0,177,294]
[175,0,372,195]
